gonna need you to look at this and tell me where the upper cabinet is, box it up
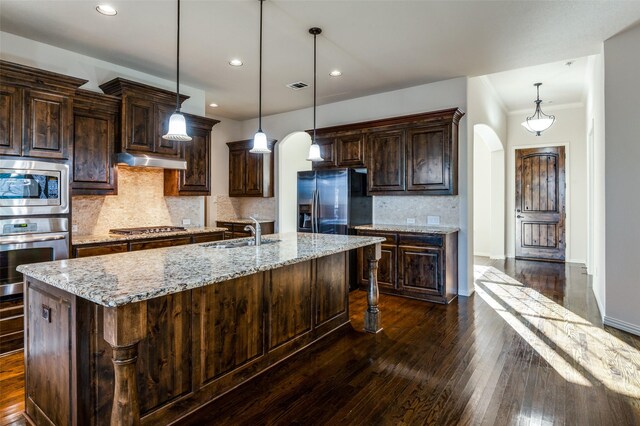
[72,90,120,195]
[309,108,464,195]
[99,78,189,159]
[164,114,219,196]
[0,60,87,159]
[227,139,276,197]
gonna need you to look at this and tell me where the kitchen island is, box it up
[17,233,383,425]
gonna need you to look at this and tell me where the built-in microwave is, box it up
[0,159,69,216]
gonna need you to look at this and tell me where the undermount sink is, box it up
[203,239,279,249]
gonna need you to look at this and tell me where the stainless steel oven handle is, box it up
[0,234,67,244]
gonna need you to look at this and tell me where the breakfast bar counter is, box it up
[17,233,384,425]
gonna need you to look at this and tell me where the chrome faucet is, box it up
[244,217,262,246]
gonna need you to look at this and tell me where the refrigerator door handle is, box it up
[311,190,317,233]
[314,189,320,233]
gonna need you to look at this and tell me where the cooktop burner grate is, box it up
[109,226,187,235]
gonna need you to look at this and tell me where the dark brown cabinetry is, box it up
[0,61,87,159]
[99,78,189,158]
[310,108,463,195]
[72,232,224,258]
[226,139,275,197]
[71,90,120,195]
[216,221,275,239]
[357,229,458,304]
[164,114,219,196]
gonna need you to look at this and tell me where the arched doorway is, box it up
[275,131,312,233]
[473,124,505,259]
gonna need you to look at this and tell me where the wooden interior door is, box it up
[515,146,566,261]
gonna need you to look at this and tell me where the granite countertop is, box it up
[18,233,385,308]
[217,218,275,224]
[72,226,228,246]
[353,224,460,235]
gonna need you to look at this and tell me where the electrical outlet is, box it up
[182,218,191,226]
[427,215,440,225]
[72,224,78,232]
[406,218,416,225]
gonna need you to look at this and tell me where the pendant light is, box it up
[250,0,271,154]
[521,83,555,136]
[163,0,191,142]
[306,27,323,162]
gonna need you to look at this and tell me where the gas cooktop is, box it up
[109,226,187,235]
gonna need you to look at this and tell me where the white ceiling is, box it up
[486,56,590,113]
[1,1,639,120]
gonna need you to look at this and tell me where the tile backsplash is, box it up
[212,195,276,222]
[373,195,459,226]
[72,166,203,235]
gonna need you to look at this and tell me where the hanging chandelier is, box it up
[521,83,555,136]
[307,27,323,162]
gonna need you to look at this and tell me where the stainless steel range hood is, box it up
[115,153,187,170]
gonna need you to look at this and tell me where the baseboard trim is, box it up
[490,255,506,260]
[603,316,640,337]
[474,252,490,257]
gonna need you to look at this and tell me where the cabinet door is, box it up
[228,149,246,196]
[123,96,154,152]
[179,125,210,194]
[359,244,397,289]
[367,129,405,192]
[406,124,452,193]
[192,233,224,244]
[337,133,365,167]
[154,103,181,157]
[245,151,264,196]
[72,111,117,195]
[398,245,443,297]
[311,136,337,169]
[23,89,71,159]
[74,243,129,258]
[0,84,22,156]
[130,237,192,251]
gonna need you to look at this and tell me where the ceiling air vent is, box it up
[286,81,308,90]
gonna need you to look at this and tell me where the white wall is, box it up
[276,132,312,233]
[585,52,606,317]
[240,78,471,295]
[603,23,640,335]
[473,134,493,256]
[467,77,508,261]
[505,105,587,263]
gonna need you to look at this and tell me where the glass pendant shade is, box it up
[307,143,323,161]
[522,83,555,136]
[250,131,270,154]
[163,112,192,141]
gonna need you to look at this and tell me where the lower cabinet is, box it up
[73,232,224,258]
[216,221,275,239]
[357,229,458,304]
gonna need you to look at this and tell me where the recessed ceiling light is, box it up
[96,4,117,16]
[209,103,219,108]
[329,70,342,77]
[229,59,243,67]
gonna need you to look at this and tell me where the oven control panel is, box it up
[3,223,37,234]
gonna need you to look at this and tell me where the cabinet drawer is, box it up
[398,234,443,247]
[130,237,192,251]
[74,243,129,258]
[192,233,224,244]
[356,230,397,245]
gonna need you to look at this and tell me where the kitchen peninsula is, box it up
[17,233,383,425]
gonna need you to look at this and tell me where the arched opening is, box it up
[473,123,505,259]
[275,131,312,233]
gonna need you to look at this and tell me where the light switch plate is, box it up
[427,215,440,225]
[72,224,78,232]
[406,218,416,225]
[182,219,191,226]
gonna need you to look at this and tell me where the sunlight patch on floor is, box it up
[474,265,640,399]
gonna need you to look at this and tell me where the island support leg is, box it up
[103,301,147,426]
[364,243,383,333]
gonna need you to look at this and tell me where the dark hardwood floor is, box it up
[2,257,639,425]
[0,351,24,426]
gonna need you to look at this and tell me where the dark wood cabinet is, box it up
[99,78,189,158]
[72,90,120,195]
[226,139,275,197]
[216,221,275,239]
[0,60,87,159]
[357,229,458,304]
[74,242,129,258]
[130,236,192,251]
[164,114,219,196]
[367,129,406,192]
[309,108,463,195]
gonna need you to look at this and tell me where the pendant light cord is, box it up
[175,0,181,112]
[258,0,264,132]
[313,31,317,143]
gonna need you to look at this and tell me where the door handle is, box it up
[0,234,66,244]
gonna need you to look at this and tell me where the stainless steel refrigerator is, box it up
[297,168,372,235]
